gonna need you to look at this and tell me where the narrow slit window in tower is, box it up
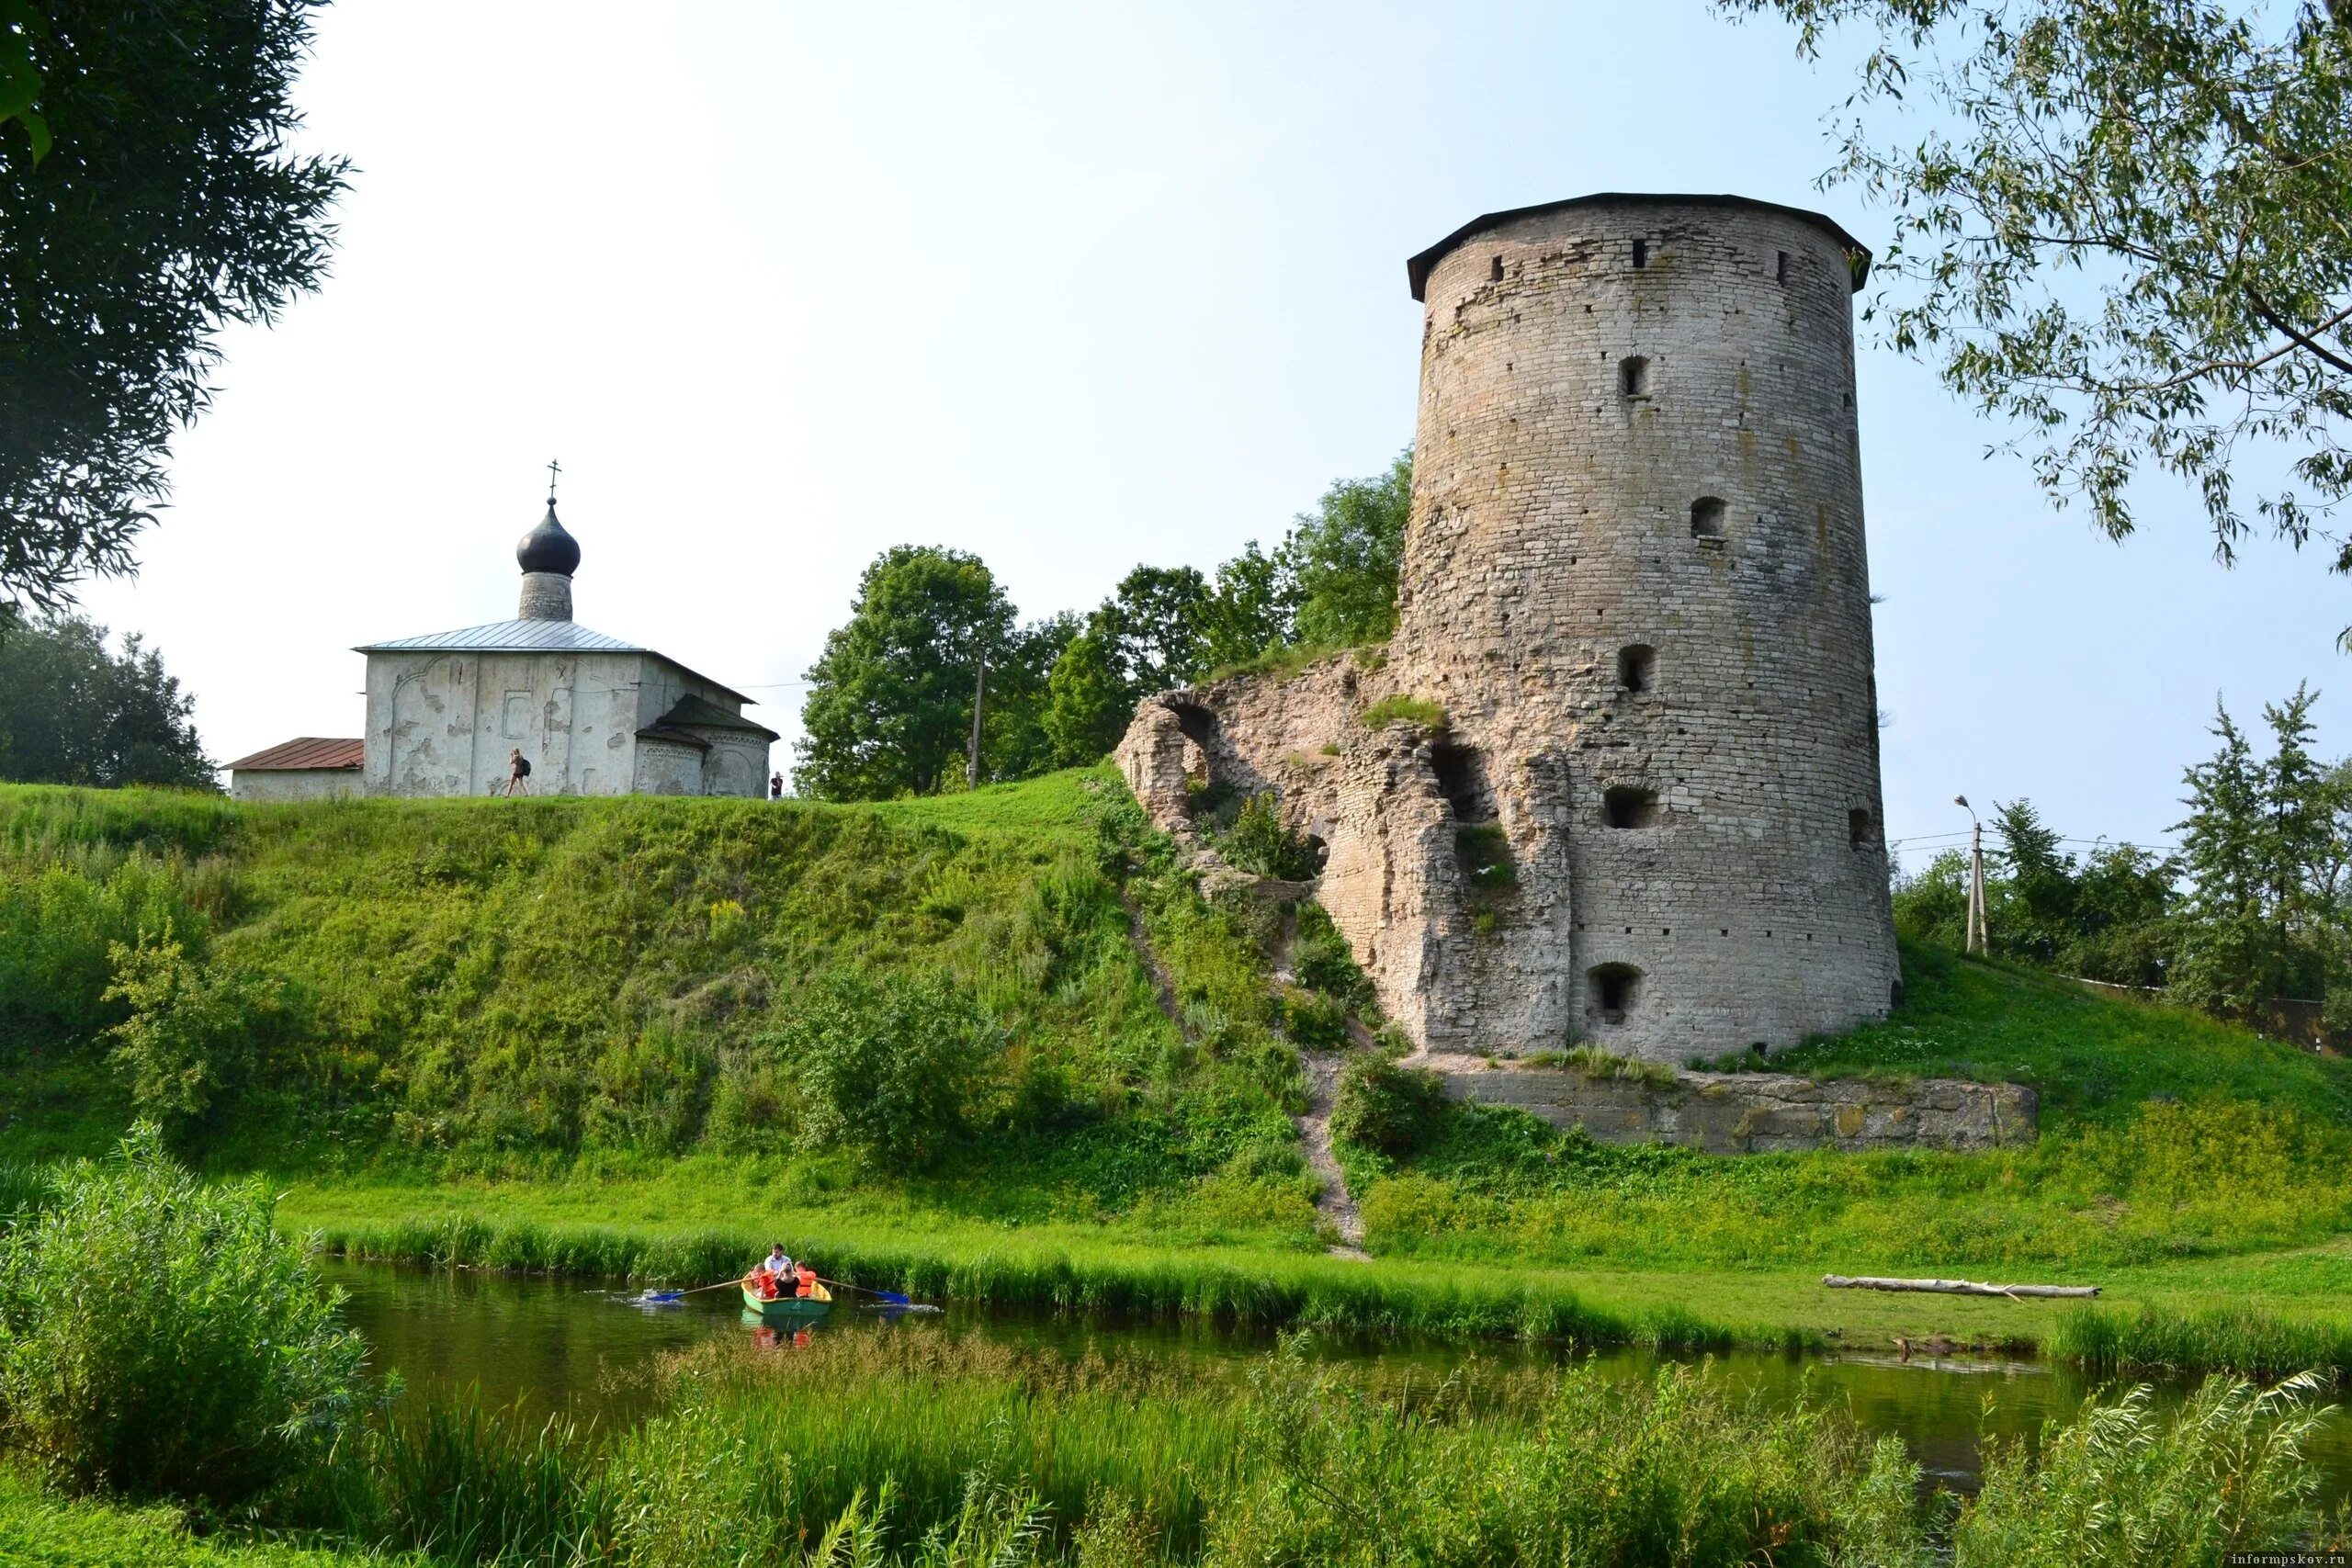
[1631,238,1649,269]
[1589,964,1639,1023]
[1617,644,1656,693]
[1603,786,1658,829]
[1489,254,1504,282]
[1775,250,1789,284]
[1690,497,1726,540]
[1619,356,1649,398]
[1849,808,1879,850]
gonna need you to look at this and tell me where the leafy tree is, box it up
[0,614,213,787]
[1992,799,2076,965]
[2069,843,2178,987]
[0,1124,369,1506]
[1723,1,2352,634]
[795,547,1014,801]
[2171,687,2343,1013]
[1890,847,1973,951]
[1041,628,1129,768]
[786,967,1001,1170]
[976,611,1079,784]
[2,2,347,624]
[1097,564,1213,697]
[1199,539,1300,671]
[1291,449,1412,647]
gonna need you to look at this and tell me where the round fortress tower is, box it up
[1393,193,1898,1061]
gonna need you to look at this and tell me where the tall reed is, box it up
[305,1209,1754,1352]
[2052,1303,2352,1382]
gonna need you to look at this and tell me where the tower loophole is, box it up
[1632,238,1649,269]
[1848,807,1879,850]
[1603,786,1658,829]
[1690,497,1726,540]
[1589,964,1640,1023]
[1616,644,1656,694]
[1619,356,1650,398]
[1489,254,1504,282]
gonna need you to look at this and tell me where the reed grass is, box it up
[300,1207,1762,1352]
[2052,1303,2352,1382]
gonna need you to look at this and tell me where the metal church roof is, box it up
[354,619,645,655]
[353,619,758,707]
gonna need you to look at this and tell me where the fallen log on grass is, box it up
[1823,1274,2099,1299]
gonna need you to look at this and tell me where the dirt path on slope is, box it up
[1121,887,1367,1259]
[1299,1048,1367,1257]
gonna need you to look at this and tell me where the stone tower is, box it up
[1116,193,1900,1065]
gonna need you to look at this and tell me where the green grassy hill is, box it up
[0,771,1341,1240]
[6,772,2352,1363]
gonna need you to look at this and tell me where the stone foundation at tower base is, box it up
[1437,1062,2035,1155]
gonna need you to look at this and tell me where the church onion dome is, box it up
[516,502,581,576]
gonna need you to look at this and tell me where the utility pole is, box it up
[1954,795,1985,954]
[965,645,988,792]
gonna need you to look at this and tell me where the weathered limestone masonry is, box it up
[1117,193,1902,1066]
[1432,1063,2036,1155]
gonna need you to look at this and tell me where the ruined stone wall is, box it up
[1431,1063,2035,1155]
[1116,194,1899,1065]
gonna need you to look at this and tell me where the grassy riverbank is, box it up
[277,1168,2352,1375]
[7,774,2352,1380]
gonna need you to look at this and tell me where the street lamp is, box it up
[1953,795,1985,954]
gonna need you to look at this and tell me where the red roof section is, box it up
[225,737,364,773]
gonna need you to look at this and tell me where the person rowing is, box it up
[745,1245,797,1300]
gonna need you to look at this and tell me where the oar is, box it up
[636,1278,749,1303]
[813,1274,915,1306]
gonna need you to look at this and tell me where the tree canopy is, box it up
[794,547,1019,801]
[0,614,213,788]
[1724,0,2352,633]
[1289,450,1413,648]
[1,0,346,625]
[797,450,1415,787]
[1893,682,2352,1032]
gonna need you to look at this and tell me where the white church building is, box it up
[229,495,775,801]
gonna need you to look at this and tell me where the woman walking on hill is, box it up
[504,747,533,796]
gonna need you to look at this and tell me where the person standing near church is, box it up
[504,747,533,796]
[769,771,783,802]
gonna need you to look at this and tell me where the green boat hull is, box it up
[741,1282,833,1325]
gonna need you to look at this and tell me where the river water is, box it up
[318,1258,2352,1507]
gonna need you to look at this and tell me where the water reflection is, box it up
[317,1258,2351,1506]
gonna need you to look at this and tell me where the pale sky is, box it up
[74,0,2348,863]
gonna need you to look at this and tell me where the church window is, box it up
[502,691,532,739]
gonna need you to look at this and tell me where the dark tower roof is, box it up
[1406,192,1872,301]
[516,502,580,577]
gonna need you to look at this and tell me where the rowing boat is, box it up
[741,1277,833,1325]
